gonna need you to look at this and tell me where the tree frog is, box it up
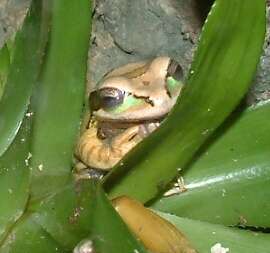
[76,56,184,171]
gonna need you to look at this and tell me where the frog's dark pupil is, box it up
[101,96,120,108]
[99,88,124,109]
[167,59,183,81]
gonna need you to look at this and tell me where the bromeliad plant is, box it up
[0,0,269,252]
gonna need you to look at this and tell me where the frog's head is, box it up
[90,57,184,122]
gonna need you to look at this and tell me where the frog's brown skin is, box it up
[76,56,184,171]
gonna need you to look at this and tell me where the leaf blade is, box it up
[30,0,91,200]
[104,0,266,203]
[0,118,30,243]
[0,0,50,156]
[152,102,270,227]
[89,183,148,253]
[0,216,66,253]
[158,211,270,253]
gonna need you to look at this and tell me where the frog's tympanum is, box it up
[76,56,184,170]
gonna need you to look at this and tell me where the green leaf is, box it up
[0,0,92,249]
[89,182,148,253]
[29,0,91,200]
[152,102,270,227]
[0,118,30,242]
[0,0,50,157]
[0,216,65,253]
[104,0,266,202]
[158,211,270,253]
[30,181,147,252]
[30,180,95,250]
[0,44,10,99]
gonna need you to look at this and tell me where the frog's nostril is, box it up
[142,81,150,86]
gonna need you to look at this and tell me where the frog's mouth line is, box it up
[97,117,163,126]
[94,114,166,125]
[96,119,162,140]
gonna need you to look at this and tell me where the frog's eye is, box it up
[99,88,125,110]
[89,88,125,111]
[166,59,183,81]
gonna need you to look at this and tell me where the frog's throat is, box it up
[97,121,160,141]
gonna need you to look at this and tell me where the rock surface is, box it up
[88,0,203,91]
[247,4,270,104]
[0,0,29,47]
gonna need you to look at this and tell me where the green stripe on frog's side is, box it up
[166,77,183,96]
[107,95,144,114]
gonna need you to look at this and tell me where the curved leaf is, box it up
[30,181,147,252]
[29,0,91,200]
[89,183,147,253]
[0,0,92,250]
[30,180,95,250]
[0,0,50,157]
[152,102,270,227]
[158,211,270,253]
[104,0,266,203]
[0,118,30,243]
[0,216,65,253]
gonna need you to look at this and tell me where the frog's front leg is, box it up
[76,125,142,170]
